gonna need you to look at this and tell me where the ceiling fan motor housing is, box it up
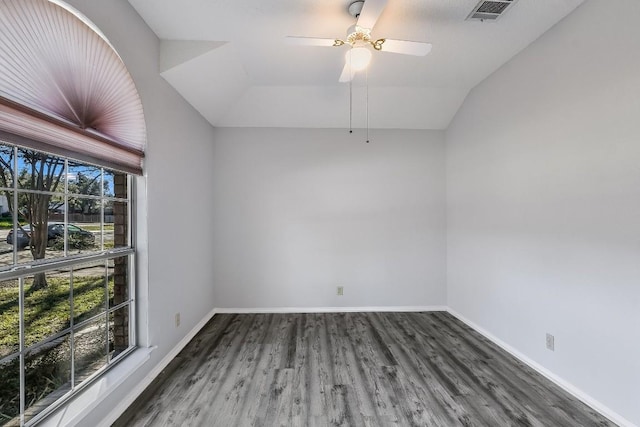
[346,24,371,46]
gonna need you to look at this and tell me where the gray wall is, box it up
[446,1,640,424]
[211,128,447,309]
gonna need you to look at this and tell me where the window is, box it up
[0,142,135,426]
[0,1,144,423]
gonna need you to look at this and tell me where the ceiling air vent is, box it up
[466,0,517,21]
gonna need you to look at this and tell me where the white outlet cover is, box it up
[546,333,554,351]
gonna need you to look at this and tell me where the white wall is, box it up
[211,128,446,309]
[44,1,218,425]
[446,1,640,425]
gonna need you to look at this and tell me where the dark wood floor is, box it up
[115,312,615,426]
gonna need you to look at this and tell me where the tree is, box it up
[67,170,103,215]
[0,146,65,290]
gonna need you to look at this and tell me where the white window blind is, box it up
[0,0,146,174]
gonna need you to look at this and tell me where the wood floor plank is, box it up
[337,314,384,420]
[207,315,274,424]
[427,312,609,427]
[397,312,546,426]
[398,318,527,424]
[115,312,617,427]
[372,313,476,425]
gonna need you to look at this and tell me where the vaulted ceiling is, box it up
[127,0,583,130]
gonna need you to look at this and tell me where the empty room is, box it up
[0,0,638,426]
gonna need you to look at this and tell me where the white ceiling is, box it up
[127,0,583,130]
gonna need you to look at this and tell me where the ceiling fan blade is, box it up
[338,63,356,82]
[356,0,388,31]
[379,39,432,56]
[285,36,341,47]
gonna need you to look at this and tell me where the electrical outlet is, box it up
[546,333,554,351]
[337,286,344,296]
[175,313,181,328]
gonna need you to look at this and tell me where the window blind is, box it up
[0,0,146,174]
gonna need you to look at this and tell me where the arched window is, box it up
[0,1,145,425]
[0,0,146,174]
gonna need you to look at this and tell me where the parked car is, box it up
[6,223,95,249]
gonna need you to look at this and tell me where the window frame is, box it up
[0,142,137,426]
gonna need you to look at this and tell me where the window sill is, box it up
[38,346,155,427]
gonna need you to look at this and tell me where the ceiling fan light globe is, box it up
[346,47,372,71]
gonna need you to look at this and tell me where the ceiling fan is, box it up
[285,0,432,82]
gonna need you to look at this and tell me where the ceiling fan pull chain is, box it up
[349,54,353,134]
[366,67,370,143]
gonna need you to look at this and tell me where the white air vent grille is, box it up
[467,0,517,21]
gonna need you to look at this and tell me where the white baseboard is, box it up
[98,307,218,427]
[214,305,447,314]
[446,308,636,427]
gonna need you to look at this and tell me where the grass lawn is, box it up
[0,275,113,423]
[79,224,115,232]
[0,276,111,357]
[0,218,20,229]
